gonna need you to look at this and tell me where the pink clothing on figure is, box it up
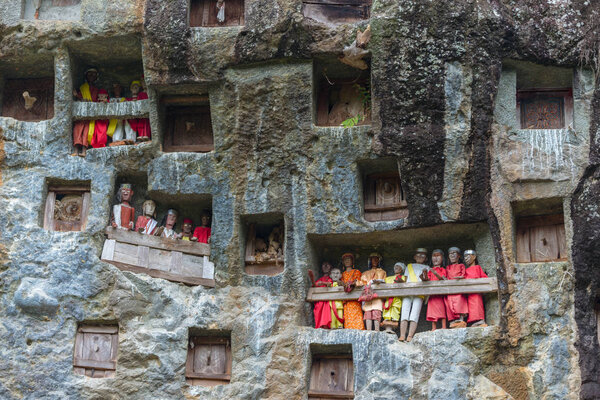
[426,266,448,322]
[445,263,468,320]
[465,264,488,323]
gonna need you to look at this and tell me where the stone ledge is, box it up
[72,99,150,120]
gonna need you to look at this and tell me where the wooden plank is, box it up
[101,239,116,262]
[530,225,559,262]
[137,245,150,268]
[73,357,116,371]
[170,251,183,275]
[245,261,284,276]
[161,96,209,105]
[106,227,210,256]
[78,325,118,334]
[306,278,498,302]
[181,253,205,277]
[517,214,564,229]
[148,248,174,272]
[516,226,531,263]
[43,191,56,231]
[186,372,231,380]
[48,185,90,192]
[80,192,90,230]
[106,260,216,287]
[114,242,141,266]
[308,391,354,399]
[556,223,568,260]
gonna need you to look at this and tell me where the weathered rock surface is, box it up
[0,0,599,399]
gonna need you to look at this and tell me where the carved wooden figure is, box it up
[134,200,158,235]
[158,209,179,239]
[44,185,90,232]
[328,267,345,329]
[382,262,406,334]
[181,218,194,241]
[445,247,468,329]
[464,250,488,327]
[358,253,386,331]
[126,81,151,142]
[192,211,212,243]
[73,325,118,378]
[398,248,430,342]
[313,261,334,329]
[308,354,354,399]
[426,249,448,331]
[111,184,135,231]
[186,336,231,386]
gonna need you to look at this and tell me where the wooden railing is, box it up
[306,278,498,302]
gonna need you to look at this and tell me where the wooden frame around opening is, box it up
[186,336,232,386]
[43,185,91,232]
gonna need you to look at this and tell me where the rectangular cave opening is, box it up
[241,212,285,276]
[43,179,91,232]
[313,56,371,127]
[308,344,354,399]
[160,95,214,153]
[505,60,574,129]
[189,0,245,27]
[186,329,232,386]
[22,0,81,21]
[73,323,119,378]
[358,157,407,222]
[306,222,499,333]
[513,197,567,263]
[69,36,145,104]
[0,54,55,121]
[302,0,371,25]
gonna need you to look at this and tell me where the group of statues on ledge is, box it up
[72,68,151,157]
[311,248,488,342]
[111,184,211,243]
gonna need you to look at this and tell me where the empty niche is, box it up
[302,0,371,25]
[360,158,407,222]
[162,95,214,153]
[308,344,354,399]
[513,198,567,263]
[0,55,55,122]
[22,0,81,21]
[189,0,245,27]
[73,324,118,378]
[186,331,232,386]
[314,57,371,127]
[243,213,285,276]
[506,60,574,129]
[43,181,91,232]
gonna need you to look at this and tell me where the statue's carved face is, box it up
[330,268,342,282]
[98,93,108,103]
[448,250,460,264]
[464,253,476,266]
[120,187,133,202]
[183,222,193,234]
[321,262,331,275]
[343,256,353,268]
[143,201,155,216]
[414,252,427,264]
[201,215,210,226]
[432,252,443,267]
[131,84,141,95]
[166,213,177,227]
[393,264,404,275]
[370,256,380,268]
[113,83,122,97]
[86,71,98,83]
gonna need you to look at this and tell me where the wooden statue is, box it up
[135,200,158,235]
[398,248,430,342]
[158,209,179,239]
[312,262,333,329]
[192,211,211,243]
[108,83,130,146]
[464,250,488,327]
[358,252,386,331]
[329,267,344,329]
[426,249,448,331]
[382,262,406,334]
[126,80,151,142]
[72,67,99,157]
[445,247,468,329]
[111,184,135,231]
[91,89,110,148]
[340,253,364,330]
[181,218,194,241]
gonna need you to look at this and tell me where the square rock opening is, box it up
[358,157,407,222]
[308,344,354,399]
[189,0,245,27]
[43,180,91,232]
[161,95,214,153]
[186,329,232,386]
[73,324,118,378]
[242,213,285,276]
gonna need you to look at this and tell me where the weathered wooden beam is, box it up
[107,260,216,288]
[106,227,210,257]
[306,278,498,302]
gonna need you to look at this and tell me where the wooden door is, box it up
[303,0,371,24]
[308,355,354,399]
[2,78,54,121]
[186,336,231,386]
[517,89,572,129]
[190,0,244,27]
[165,105,214,152]
[44,186,90,232]
[364,173,408,222]
[515,214,567,263]
[73,325,118,378]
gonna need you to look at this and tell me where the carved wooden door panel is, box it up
[52,0,80,5]
[517,89,572,129]
[516,214,567,263]
[364,172,408,222]
[73,325,118,378]
[44,186,90,232]
[186,336,231,386]
[165,106,214,152]
[190,0,244,27]
[308,355,354,399]
[2,78,54,121]
[303,0,371,24]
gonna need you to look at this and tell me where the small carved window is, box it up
[517,89,573,129]
[244,220,285,276]
[2,78,54,121]
[303,0,371,24]
[186,336,232,386]
[163,97,214,153]
[190,0,244,27]
[516,214,567,263]
[73,325,118,378]
[363,172,408,222]
[308,354,354,399]
[44,185,91,232]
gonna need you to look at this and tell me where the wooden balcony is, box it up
[306,277,498,302]
[101,227,215,287]
[72,99,150,120]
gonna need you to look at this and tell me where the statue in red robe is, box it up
[91,89,110,148]
[445,247,468,328]
[192,212,212,243]
[313,262,333,329]
[135,200,158,235]
[126,81,151,142]
[464,250,488,327]
[426,249,448,331]
[111,184,135,230]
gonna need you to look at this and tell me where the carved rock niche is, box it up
[243,214,285,276]
[302,0,371,25]
[360,158,407,222]
[73,324,118,378]
[314,57,371,127]
[43,183,91,232]
[162,96,214,153]
[186,335,232,386]
[189,0,245,27]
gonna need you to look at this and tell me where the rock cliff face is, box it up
[1,0,599,399]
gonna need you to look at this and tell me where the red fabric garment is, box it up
[127,92,151,138]
[72,120,90,146]
[314,276,333,329]
[135,215,157,235]
[426,266,448,322]
[91,119,109,148]
[465,265,488,323]
[445,263,468,320]
[192,226,211,243]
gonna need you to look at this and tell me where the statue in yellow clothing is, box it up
[382,262,407,334]
[329,267,344,329]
